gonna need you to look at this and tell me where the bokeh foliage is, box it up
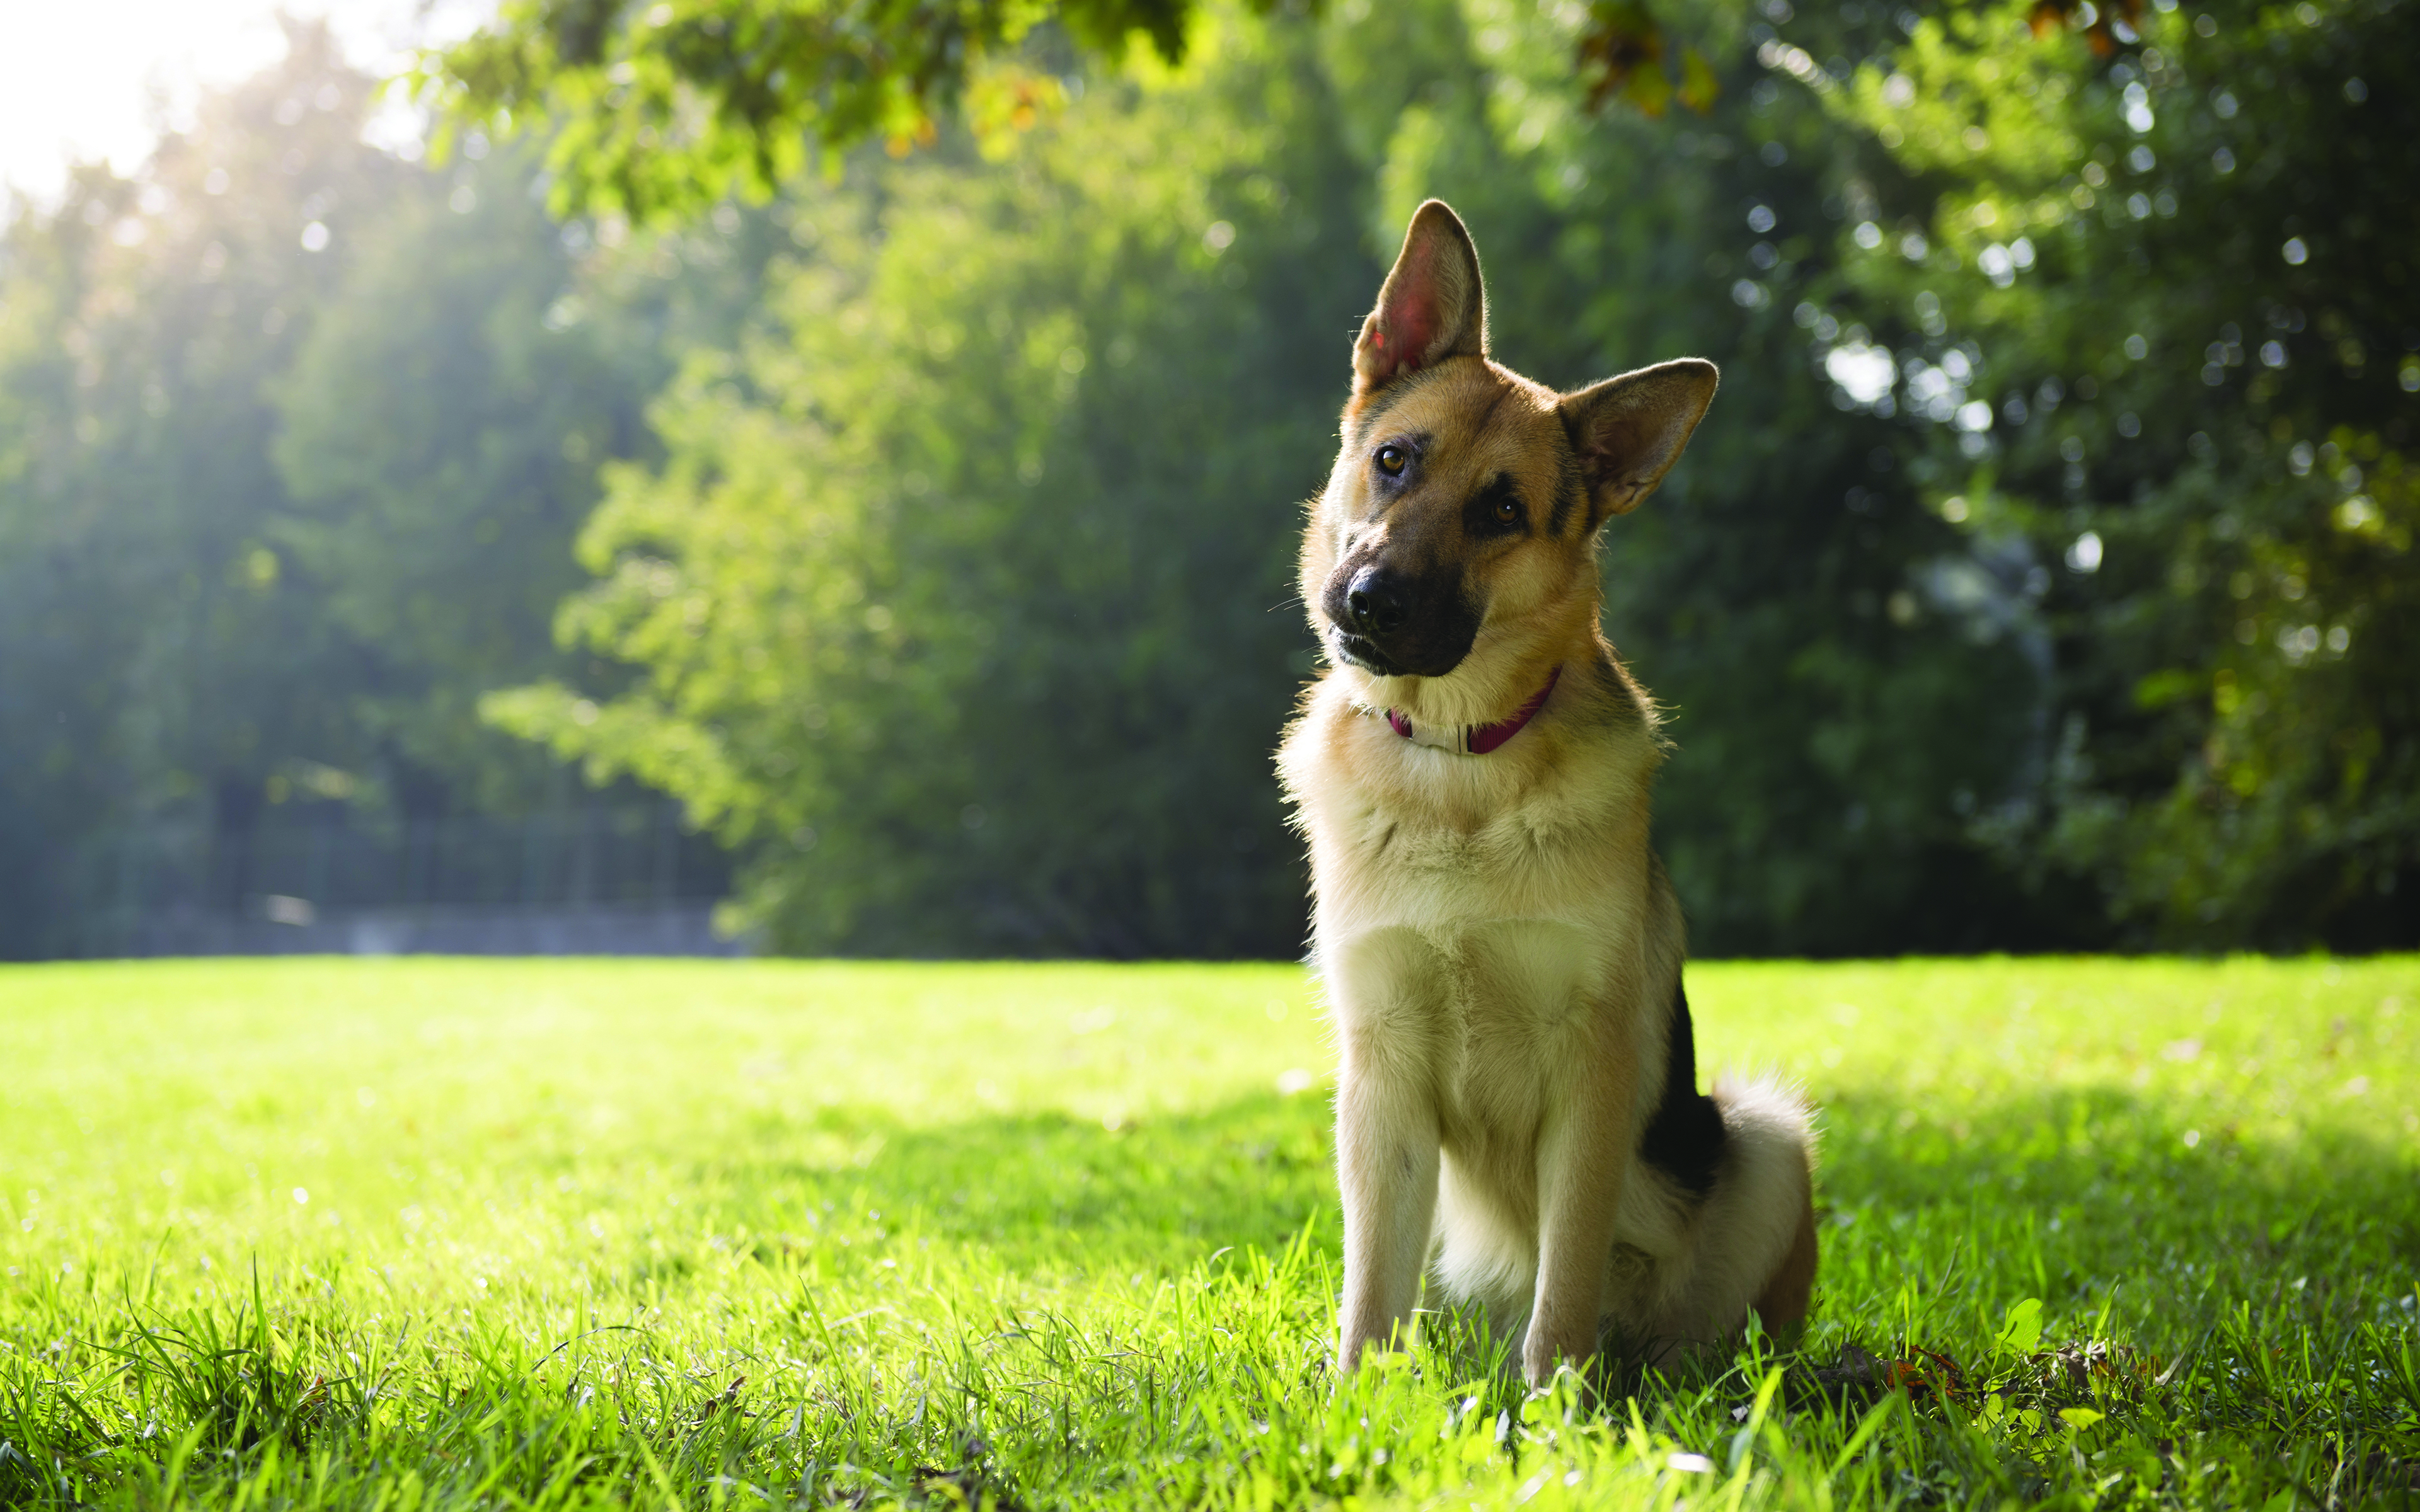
[1,0,2412,956]
[1821,0,2419,947]
[0,26,417,945]
[0,25,760,954]
[475,0,2415,954]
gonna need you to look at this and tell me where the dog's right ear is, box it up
[1352,200,1488,400]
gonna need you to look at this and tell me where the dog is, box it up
[1277,201,1817,1388]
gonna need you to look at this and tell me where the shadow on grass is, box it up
[1816,1082,2418,1335]
[677,1081,2420,1499]
[684,1081,2417,1326]
[701,1091,1342,1275]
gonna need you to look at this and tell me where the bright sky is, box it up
[0,0,490,212]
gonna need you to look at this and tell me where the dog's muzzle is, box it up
[1321,563,1479,679]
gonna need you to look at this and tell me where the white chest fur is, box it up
[1325,918,1607,1146]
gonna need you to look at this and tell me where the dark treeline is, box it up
[3,1,2412,959]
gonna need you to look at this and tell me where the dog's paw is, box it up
[1521,1326,1594,1389]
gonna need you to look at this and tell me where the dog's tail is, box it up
[1717,1073,1819,1331]
[1652,1074,1817,1343]
[1710,1071,1819,1180]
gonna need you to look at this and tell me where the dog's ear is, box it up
[1559,358,1719,525]
[1352,200,1488,398]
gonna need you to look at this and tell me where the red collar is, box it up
[1384,667,1561,755]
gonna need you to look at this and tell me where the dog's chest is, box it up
[1439,920,1606,1147]
[1296,692,1657,1143]
[1333,915,1610,1148]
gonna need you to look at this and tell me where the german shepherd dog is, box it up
[1278,202,1818,1387]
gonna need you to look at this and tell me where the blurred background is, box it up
[1,0,2410,962]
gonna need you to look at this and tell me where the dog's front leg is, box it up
[1335,1026,1440,1373]
[1524,1040,1635,1387]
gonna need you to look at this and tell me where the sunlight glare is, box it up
[0,0,490,210]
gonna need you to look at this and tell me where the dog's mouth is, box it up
[1328,629,1407,677]
[1330,627,1479,679]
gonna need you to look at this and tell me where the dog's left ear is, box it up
[1559,358,1719,525]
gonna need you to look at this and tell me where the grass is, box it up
[1,955,2416,1510]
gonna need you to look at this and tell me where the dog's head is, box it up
[1303,200,1717,697]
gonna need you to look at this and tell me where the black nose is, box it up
[1344,568,1408,636]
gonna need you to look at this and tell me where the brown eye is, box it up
[1374,444,1407,477]
[1494,496,1519,523]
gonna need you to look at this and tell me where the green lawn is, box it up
[2,956,2415,1509]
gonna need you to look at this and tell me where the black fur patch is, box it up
[1638,981,1726,1198]
[1463,472,1527,537]
[1548,456,1586,536]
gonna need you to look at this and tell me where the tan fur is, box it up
[1755,1176,1821,1335]
[1277,202,1816,1386]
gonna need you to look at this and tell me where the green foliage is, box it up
[268,140,632,814]
[264,133,787,818]
[1821,0,2419,945]
[421,0,1234,220]
[5,0,2414,956]
[488,18,1371,954]
[2,956,2415,1506]
[417,0,1766,224]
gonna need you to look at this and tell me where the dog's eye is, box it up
[1374,445,1407,477]
[1493,496,1519,524]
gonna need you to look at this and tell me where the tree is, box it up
[0,22,408,952]
[272,139,661,820]
[1816,0,2417,945]
[483,2,2083,956]
[15,0,2401,957]
[417,0,1736,221]
[485,16,1375,954]
[0,23,759,953]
